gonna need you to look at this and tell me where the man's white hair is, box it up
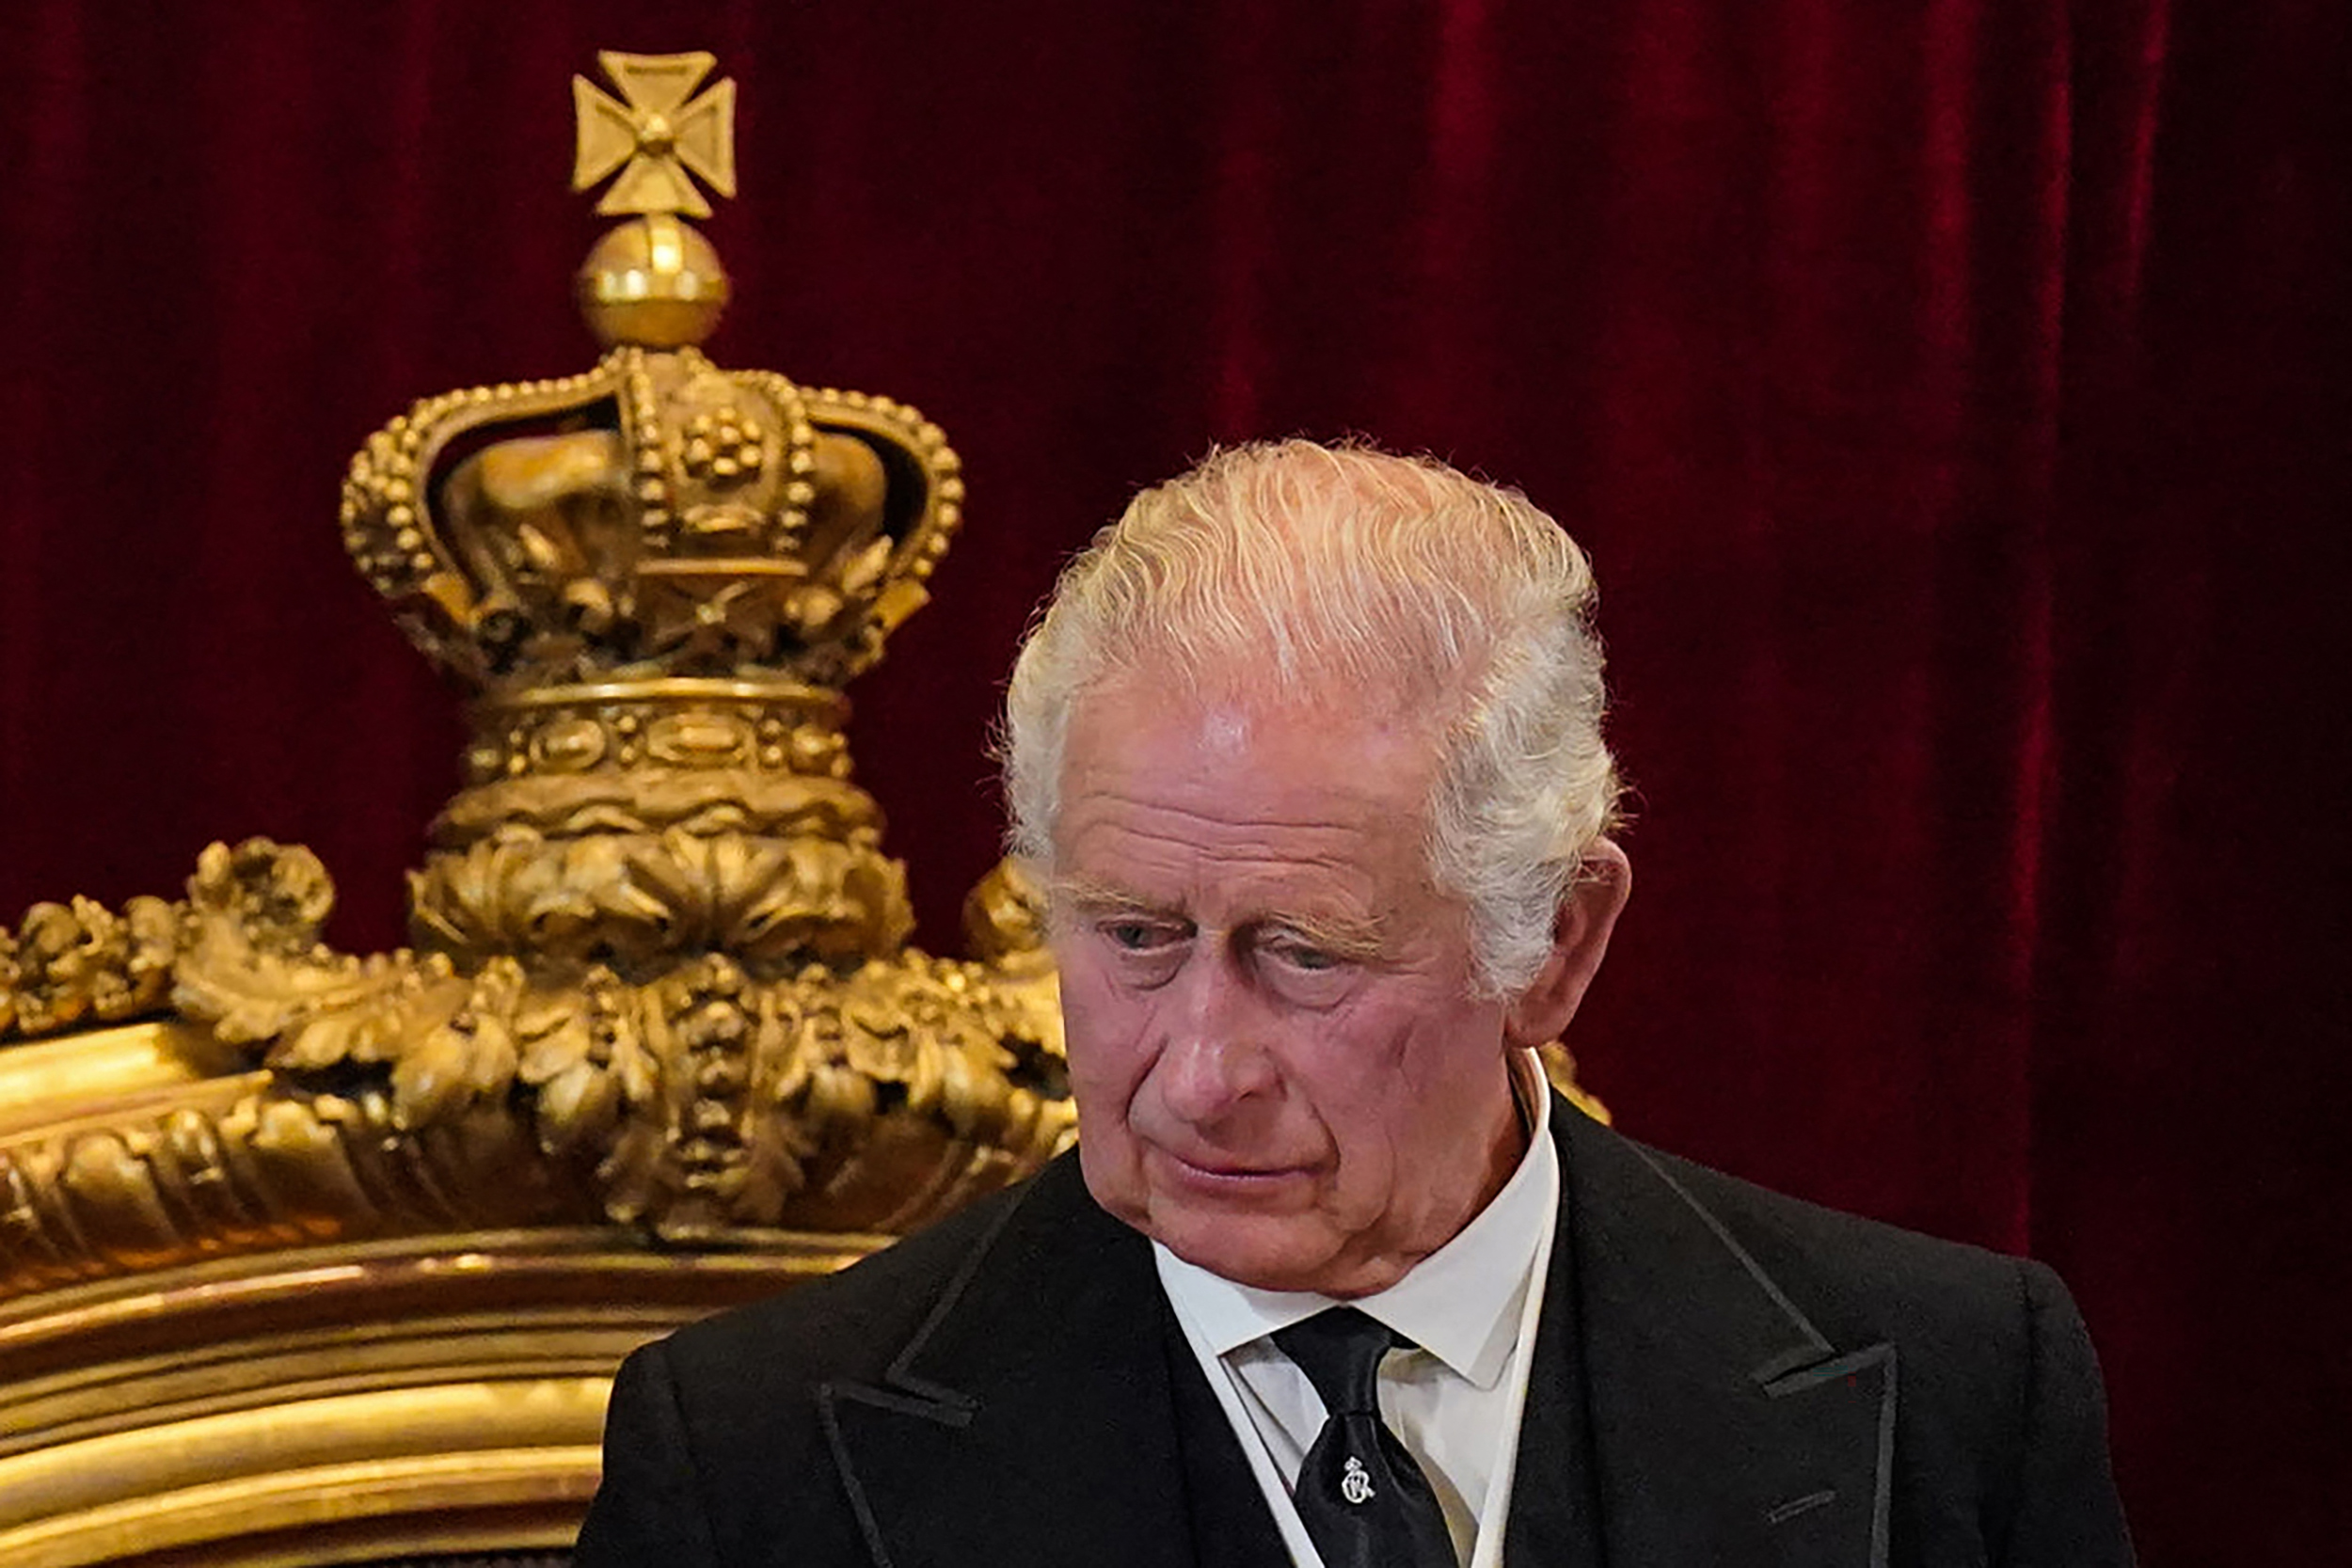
[1002,439,1621,999]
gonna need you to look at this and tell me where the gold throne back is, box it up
[0,53,1076,1567]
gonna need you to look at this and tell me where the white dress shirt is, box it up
[1154,1053,1560,1568]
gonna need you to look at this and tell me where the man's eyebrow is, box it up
[1048,876,1178,917]
[1258,910,1389,961]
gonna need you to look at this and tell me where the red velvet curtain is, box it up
[2,2,2343,1558]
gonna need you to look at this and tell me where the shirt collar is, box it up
[1153,1052,1555,1390]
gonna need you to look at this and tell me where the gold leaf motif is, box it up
[516,1005,596,1085]
[392,1022,476,1130]
[538,1060,622,1154]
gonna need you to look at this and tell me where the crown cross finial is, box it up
[572,50,738,218]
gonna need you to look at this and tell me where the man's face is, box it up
[1049,679,1524,1298]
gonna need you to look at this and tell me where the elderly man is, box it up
[575,441,2132,1567]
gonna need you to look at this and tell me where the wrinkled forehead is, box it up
[1050,678,1454,923]
[1074,656,1451,756]
[1055,672,1455,867]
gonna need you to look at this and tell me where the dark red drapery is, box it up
[2,2,2344,1559]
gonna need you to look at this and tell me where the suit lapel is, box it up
[1557,1105,1896,1567]
[1161,1299,1295,1568]
[816,1156,1208,1568]
[1502,1135,1608,1568]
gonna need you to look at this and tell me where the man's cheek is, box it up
[1062,1019,1152,1119]
[1060,958,1148,1032]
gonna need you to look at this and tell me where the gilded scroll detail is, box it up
[0,1078,571,1295]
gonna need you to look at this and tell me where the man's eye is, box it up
[1264,938,1342,973]
[1104,920,1175,952]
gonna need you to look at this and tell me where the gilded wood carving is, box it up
[0,48,1075,1302]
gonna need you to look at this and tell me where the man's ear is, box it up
[1502,838,1630,1050]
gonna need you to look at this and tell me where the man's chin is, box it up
[1155,1222,1342,1294]
[1136,1185,1371,1291]
[1079,1146,1359,1291]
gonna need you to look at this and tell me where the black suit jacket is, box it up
[576,1101,2132,1566]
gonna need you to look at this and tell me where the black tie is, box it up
[1272,1307,1457,1568]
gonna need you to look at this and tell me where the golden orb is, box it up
[576,214,730,349]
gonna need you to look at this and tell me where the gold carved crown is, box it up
[345,53,955,698]
[344,50,960,852]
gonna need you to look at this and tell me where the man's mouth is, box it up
[1150,1146,1310,1188]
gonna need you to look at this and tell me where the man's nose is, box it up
[1153,959,1277,1122]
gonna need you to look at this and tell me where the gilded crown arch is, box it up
[0,50,1072,1567]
